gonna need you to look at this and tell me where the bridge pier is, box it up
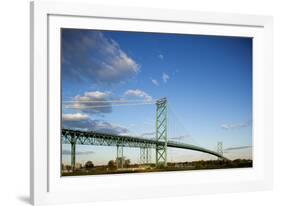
[116,145,124,169]
[70,135,76,171]
[140,147,151,165]
[140,147,146,164]
[146,147,151,164]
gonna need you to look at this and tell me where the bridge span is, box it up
[62,98,229,170]
[62,128,229,168]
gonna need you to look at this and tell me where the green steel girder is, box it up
[62,130,229,161]
[140,146,151,164]
[116,145,124,168]
[156,98,168,167]
[70,136,76,171]
[140,147,146,164]
[217,141,223,160]
[62,130,156,148]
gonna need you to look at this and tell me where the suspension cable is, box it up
[63,99,157,103]
[63,102,155,109]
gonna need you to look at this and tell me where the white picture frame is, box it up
[30,1,273,205]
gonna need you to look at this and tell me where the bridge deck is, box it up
[62,129,229,161]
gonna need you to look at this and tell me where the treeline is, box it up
[167,159,252,170]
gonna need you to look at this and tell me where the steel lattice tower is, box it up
[156,98,168,167]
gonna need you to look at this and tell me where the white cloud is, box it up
[162,72,170,83]
[62,30,140,84]
[63,118,129,135]
[141,132,155,137]
[62,113,89,121]
[158,54,164,60]
[82,91,110,99]
[151,79,159,86]
[92,121,129,135]
[124,89,153,102]
[64,91,112,114]
[221,121,251,130]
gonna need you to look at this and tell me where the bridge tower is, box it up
[156,98,168,167]
[217,141,223,160]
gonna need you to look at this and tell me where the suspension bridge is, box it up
[62,98,229,170]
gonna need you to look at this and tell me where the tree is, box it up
[124,159,130,168]
[65,165,72,172]
[85,161,94,170]
[108,160,116,170]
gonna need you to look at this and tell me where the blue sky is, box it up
[61,29,252,165]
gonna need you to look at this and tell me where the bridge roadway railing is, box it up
[62,129,229,161]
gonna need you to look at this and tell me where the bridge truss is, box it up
[62,129,229,170]
[62,97,229,170]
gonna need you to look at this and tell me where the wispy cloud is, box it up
[62,29,140,84]
[62,113,89,121]
[62,115,129,135]
[162,72,170,83]
[170,134,191,140]
[64,91,112,114]
[62,150,95,155]
[141,132,155,137]
[151,79,159,86]
[221,121,251,130]
[124,89,153,102]
[158,54,164,60]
